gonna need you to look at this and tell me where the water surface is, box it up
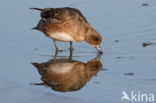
[0,0,156,103]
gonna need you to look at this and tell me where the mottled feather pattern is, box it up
[30,7,102,53]
[40,7,88,24]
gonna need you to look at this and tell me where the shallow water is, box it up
[0,0,156,103]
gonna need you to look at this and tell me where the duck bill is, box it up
[95,45,103,54]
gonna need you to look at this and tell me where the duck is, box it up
[30,7,103,54]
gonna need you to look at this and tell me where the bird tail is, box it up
[32,26,38,30]
[31,63,39,68]
[29,8,48,12]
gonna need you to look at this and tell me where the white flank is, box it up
[50,32,75,41]
[48,63,77,74]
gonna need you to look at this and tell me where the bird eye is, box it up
[94,37,99,42]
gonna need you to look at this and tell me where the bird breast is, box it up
[49,32,75,41]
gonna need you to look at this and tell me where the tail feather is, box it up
[32,26,38,30]
[31,63,39,68]
[29,8,48,12]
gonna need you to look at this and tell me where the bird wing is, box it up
[30,7,88,24]
[30,8,62,23]
[64,7,88,23]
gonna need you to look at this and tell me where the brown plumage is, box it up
[30,7,102,53]
[32,54,102,92]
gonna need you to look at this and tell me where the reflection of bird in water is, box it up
[30,7,102,54]
[31,50,102,92]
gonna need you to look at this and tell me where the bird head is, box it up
[86,28,103,54]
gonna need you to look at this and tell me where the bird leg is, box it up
[69,41,74,50]
[53,39,62,52]
[53,50,59,60]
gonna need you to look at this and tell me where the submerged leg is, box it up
[53,39,62,52]
[69,49,73,60]
[69,41,74,50]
